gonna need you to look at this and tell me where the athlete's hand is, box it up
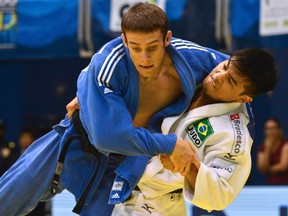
[159,154,174,170]
[66,97,80,119]
[180,155,200,176]
[170,139,196,173]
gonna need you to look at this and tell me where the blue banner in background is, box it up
[0,0,79,59]
[0,0,189,59]
[0,0,17,48]
[16,0,78,47]
[230,0,288,49]
[1,0,286,59]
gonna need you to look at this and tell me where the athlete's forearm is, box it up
[184,163,199,192]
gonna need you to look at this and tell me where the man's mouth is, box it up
[140,65,153,69]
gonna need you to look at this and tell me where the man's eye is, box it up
[147,46,157,52]
[132,47,141,52]
[228,77,234,86]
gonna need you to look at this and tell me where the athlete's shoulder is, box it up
[92,37,126,59]
[170,38,209,53]
[170,37,229,63]
[88,37,127,75]
[209,106,249,128]
[79,37,129,89]
[206,107,251,149]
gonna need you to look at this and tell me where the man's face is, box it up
[122,30,170,79]
[202,59,251,103]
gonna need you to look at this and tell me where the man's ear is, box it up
[121,33,128,47]
[237,95,253,103]
[164,30,172,47]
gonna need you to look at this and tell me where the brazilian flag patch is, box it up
[185,118,214,148]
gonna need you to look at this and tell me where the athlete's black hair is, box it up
[230,48,278,97]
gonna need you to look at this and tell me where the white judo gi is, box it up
[113,102,254,215]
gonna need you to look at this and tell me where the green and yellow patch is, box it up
[185,118,214,148]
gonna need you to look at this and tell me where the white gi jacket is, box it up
[137,102,253,212]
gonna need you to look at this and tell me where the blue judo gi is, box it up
[0,37,228,216]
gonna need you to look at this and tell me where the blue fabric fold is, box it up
[108,155,150,204]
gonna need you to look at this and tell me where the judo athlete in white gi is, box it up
[0,3,231,216]
[112,48,278,216]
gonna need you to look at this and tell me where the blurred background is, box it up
[0,0,287,215]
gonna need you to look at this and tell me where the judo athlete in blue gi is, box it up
[0,3,229,216]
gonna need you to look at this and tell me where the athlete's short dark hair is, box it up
[121,3,169,40]
[230,48,278,97]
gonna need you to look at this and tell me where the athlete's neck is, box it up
[187,87,216,111]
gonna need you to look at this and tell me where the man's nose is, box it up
[140,51,150,62]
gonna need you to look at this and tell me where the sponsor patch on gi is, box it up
[112,181,124,191]
[229,113,246,155]
[211,158,237,181]
[185,118,214,148]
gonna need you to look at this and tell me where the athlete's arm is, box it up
[66,94,195,169]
